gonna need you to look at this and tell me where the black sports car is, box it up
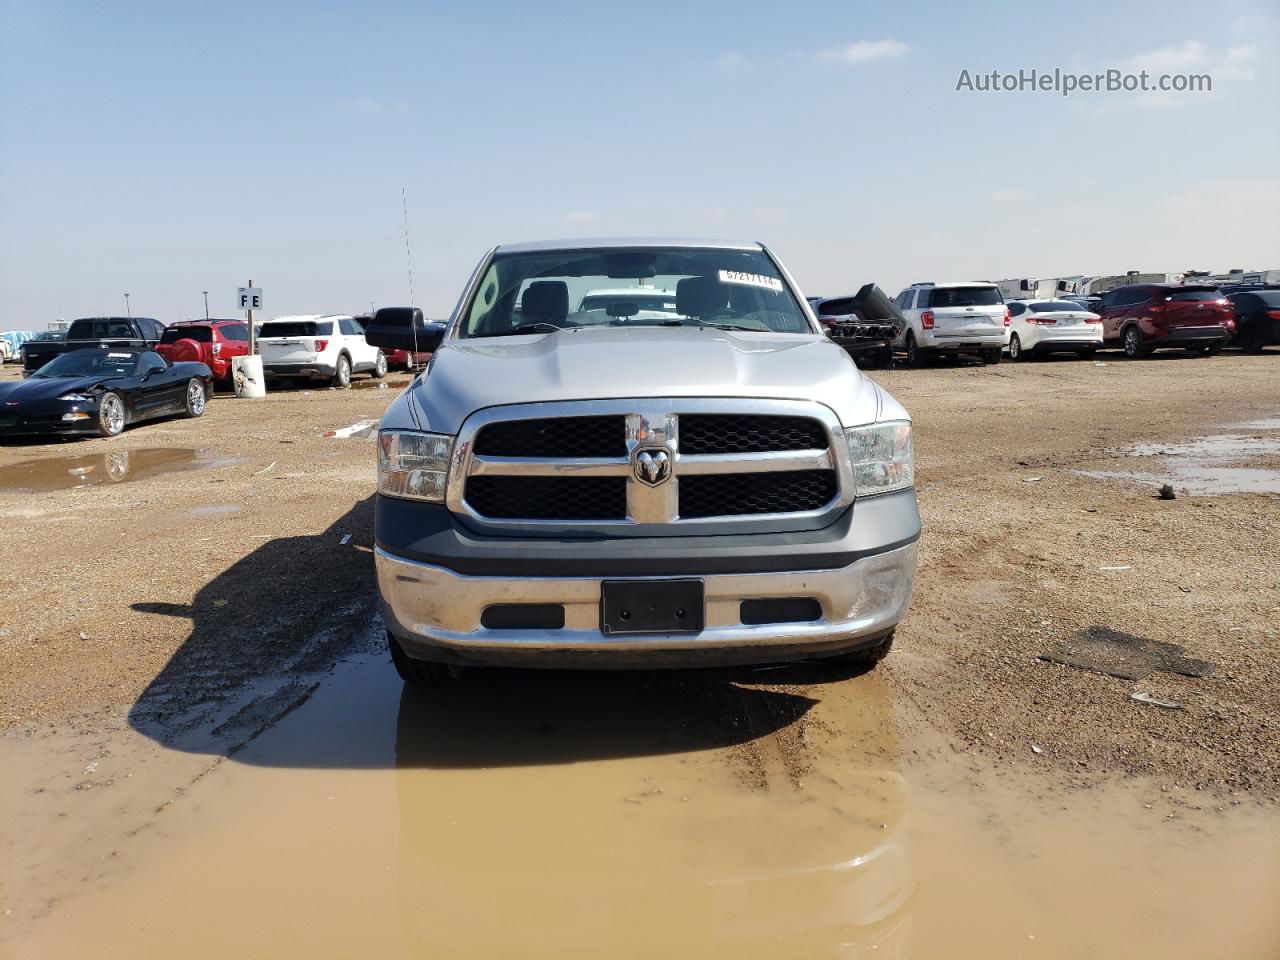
[0,348,212,439]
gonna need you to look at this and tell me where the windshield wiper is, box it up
[695,322,757,332]
[476,322,569,338]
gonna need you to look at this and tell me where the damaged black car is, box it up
[0,348,212,439]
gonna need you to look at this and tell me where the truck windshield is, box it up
[32,350,140,378]
[461,247,812,338]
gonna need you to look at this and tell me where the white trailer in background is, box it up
[1082,273,1183,295]
[997,276,1085,300]
[1181,269,1280,288]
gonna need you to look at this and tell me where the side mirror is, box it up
[364,307,445,353]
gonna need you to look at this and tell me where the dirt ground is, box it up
[2,353,1277,796]
[3,351,1279,957]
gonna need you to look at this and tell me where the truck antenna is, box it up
[402,186,419,357]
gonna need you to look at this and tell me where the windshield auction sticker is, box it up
[718,270,783,292]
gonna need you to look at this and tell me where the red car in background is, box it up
[384,347,432,370]
[1095,284,1235,358]
[155,319,250,382]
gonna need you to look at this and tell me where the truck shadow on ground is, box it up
[126,495,846,770]
[389,668,821,770]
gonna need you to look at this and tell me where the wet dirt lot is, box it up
[2,353,1279,957]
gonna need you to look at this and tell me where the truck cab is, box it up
[21,316,164,375]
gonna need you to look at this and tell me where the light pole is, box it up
[202,291,210,320]
[123,293,131,318]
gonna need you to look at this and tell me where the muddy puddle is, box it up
[351,378,411,391]
[1077,423,1280,496]
[3,654,1278,959]
[0,448,247,493]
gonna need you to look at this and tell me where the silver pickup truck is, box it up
[365,238,920,683]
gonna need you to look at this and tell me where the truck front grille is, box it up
[464,476,627,520]
[455,400,850,531]
[678,415,828,454]
[678,471,837,518]
[473,416,626,458]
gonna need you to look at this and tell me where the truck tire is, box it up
[981,347,1002,364]
[825,630,895,670]
[389,631,463,685]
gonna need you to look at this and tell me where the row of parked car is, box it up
[810,281,1280,365]
[12,314,434,387]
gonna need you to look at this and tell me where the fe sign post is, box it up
[237,285,263,354]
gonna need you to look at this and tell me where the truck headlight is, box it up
[378,430,453,502]
[845,420,913,496]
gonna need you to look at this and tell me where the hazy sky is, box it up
[2,0,1277,330]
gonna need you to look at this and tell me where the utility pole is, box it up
[123,293,131,318]
[202,291,210,320]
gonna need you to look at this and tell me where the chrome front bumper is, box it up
[376,542,917,668]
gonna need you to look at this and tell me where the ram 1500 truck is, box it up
[22,316,165,375]
[365,239,920,684]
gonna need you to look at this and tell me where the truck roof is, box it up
[494,237,762,254]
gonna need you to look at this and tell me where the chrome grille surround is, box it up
[447,398,852,537]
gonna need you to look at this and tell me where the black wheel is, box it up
[331,353,351,387]
[388,631,463,686]
[96,391,126,438]
[1008,334,1027,361]
[874,345,894,369]
[1239,325,1267,354]
[1201,343,1223,356]
[372,351,388,379]
[183,378,207,418]
[981,347,1002,365]
[905,332,930,367]
[824,631,895,671]
[1122,326,1150,359]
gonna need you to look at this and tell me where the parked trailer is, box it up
[1082,273,1182,296]
[997,277,1084,301]
[1181,269,1280,288]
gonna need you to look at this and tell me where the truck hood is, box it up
[394,326,896,434]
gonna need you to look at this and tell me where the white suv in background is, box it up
[892,282,1009,366]
[258,314,387,387]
